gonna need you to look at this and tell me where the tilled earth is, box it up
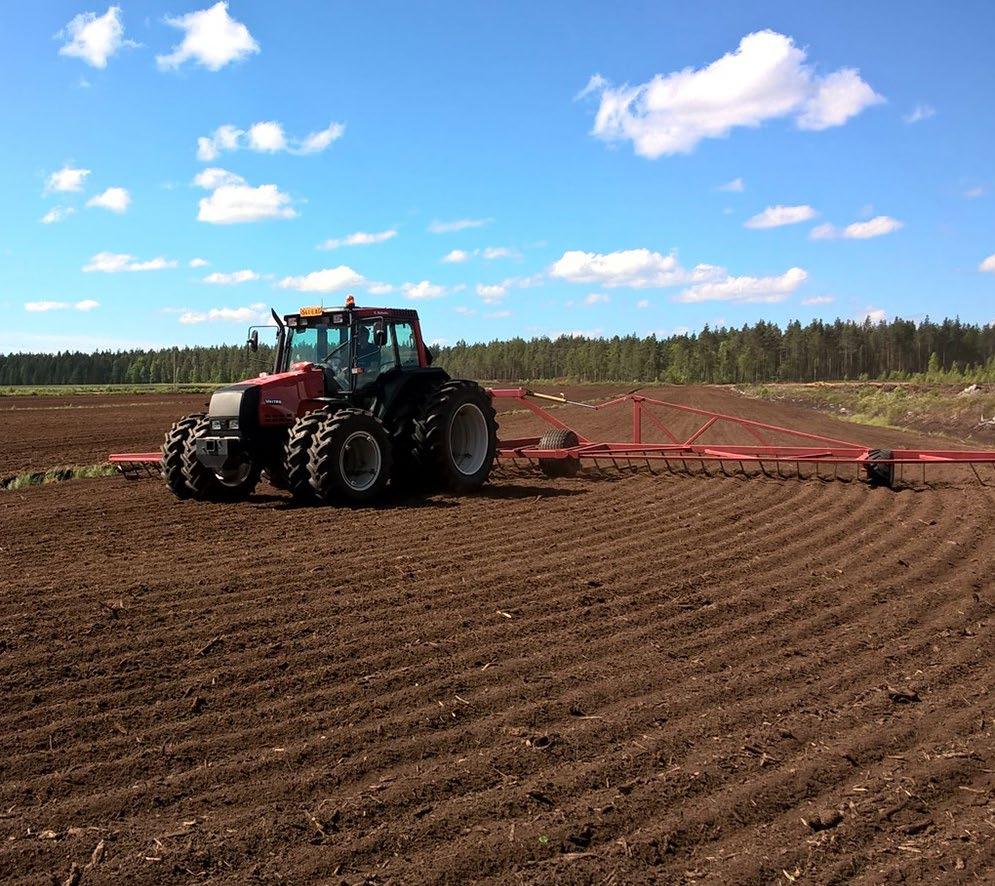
[1,386,993,884]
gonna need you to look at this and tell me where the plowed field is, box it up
[1,386,992,884]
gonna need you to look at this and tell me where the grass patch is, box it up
[1,463,119,491]
[0,383,220,397]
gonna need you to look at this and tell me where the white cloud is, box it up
[979,254,995,273]
[197,120,344,160]
[197,124,243,161]
[278,266,364,293]
[904,104,936,124]
[57,5,136,68]
[24,299,100,312]
[86,186,131,213]
[717,177,745,192]
[744,204,817,229]
[550,248,721,289]
[443,246,518,263]
[247,121,287,153]
[964,186,985,199]
[198,183,296,224]
[203,269,259,285]
[366,282,394,295]
[482,246,517,260]
[402,280,446,300]
[575,73,608,101]
[40,206,76,224]
[858,307,887,323]
[585,30,882,158]
[584,292,610,305]
[636,298,650,309]
[193,167,245,189]
[812,215,903,240]
[442,249,471,264]
[179,302,269,324]
[319,229,396,250]
[802,295,835,305]
[428,218,491,234]
[157,2,259,71]
[676,267,807,303]
[83,252,177,272]
[45,165,91,193]
[189,257,209,268]
[476,283,507,303]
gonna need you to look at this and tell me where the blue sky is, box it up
[2,0,994,353]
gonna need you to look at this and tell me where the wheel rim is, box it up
[340,431,382,491]
[449,403,489,476]
[215,460,253,488]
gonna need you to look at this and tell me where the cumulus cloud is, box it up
[717,177,745,192]
[45,165,91,193]
[858,307,887,323]
[979,254,995,273]
[203,269,260,284]
[583,30,882,158]
[189,257,209,268]
[179,303,269,324]
[744,204,817,229]
[195,169,296,224]
[584,293,610,305]
[443,246,518,262]
[676,267,807,303]
[278,266,364,293]
[157,2,259,71]
[57,5,136,68]
[86,186,131,213]
[904,104,936,124]
[428,218,491,234]
[550,248,721,289]
[83,252,177,272]
[402,280,446,300]
[442,249,471,264]
[811,215,903,240]
[196,121,344,160]
[476,283,507,303]
[40,206,76,224]
[318,229,396,250]
[25,299,100,312]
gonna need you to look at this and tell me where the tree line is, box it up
[2,317,995,386]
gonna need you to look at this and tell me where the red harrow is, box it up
[110,388,995,489]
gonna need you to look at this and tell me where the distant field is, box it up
[0,383,221,397]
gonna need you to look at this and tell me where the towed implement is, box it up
[110,301,995,496]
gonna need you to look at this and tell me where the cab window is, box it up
[394,322,419,368]
[355,320,398,387]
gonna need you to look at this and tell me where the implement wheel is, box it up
[308,409,393,505]
[181,417,260,501]
[162,412,204,499]
[415,380,498,493]
[866,448,895,489]
[537,428,581,478]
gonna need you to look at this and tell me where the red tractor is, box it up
[162,299,498,504]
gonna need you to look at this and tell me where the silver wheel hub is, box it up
[449,403,489,476]
[340,431,382,491]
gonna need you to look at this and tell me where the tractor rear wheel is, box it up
[415,380,497,493]
[537,428,581,478]
[181,417,261,500]
[162,412,204,499]
[308,409,393,505]
[285,410,329,500]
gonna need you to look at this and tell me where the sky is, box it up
[2,0,994,354]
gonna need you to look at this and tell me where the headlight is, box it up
[211,419,222,430]
[228,419,239,430]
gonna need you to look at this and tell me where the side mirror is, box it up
[247,328,259,352]
[372,320,387,348]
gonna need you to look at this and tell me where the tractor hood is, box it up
[207,366,327,429]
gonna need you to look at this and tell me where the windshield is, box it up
[284,318,398,390]
[286,323,351,367]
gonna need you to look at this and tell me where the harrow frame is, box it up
[107,387,995,486]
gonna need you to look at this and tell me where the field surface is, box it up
[1,385,993,883]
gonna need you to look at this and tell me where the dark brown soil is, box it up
[1,386,992,884]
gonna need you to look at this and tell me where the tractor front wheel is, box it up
[181,417,261,500]
[308,409,393,505]
[162,412,204,499]
[416,381,498,493]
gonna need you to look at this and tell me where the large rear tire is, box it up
[308,409,393,505]
[537,428,581,478]
[181,417,261,501]
[285,410,329,500]
[162,412,204,499]
[415,380,497,493]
